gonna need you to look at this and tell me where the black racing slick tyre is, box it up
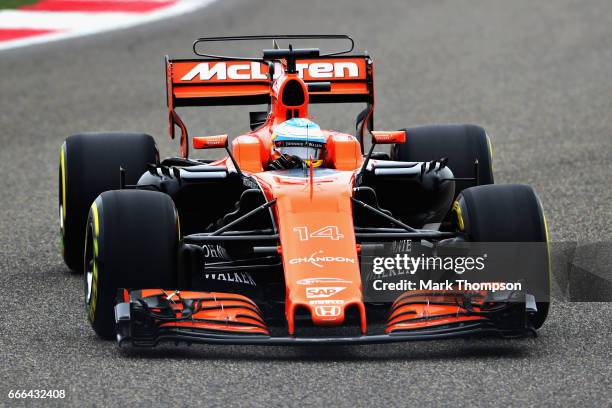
[84,190,179,340]
[392,124,494,199]
[59,133,159,272]
[452,184,551,329]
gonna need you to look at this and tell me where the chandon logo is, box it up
[180,61,360,81]
[289,250,356,268]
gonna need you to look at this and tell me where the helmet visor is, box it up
[276,141,324,161]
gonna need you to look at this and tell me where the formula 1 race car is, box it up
[59,35,550,346]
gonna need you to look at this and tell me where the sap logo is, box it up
[306,286,346,299]
[297,277,352,285]
[314,306,341,317]
[289,250,355,268]
[181,61,360,81]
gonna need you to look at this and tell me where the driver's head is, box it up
[271,118,326,167]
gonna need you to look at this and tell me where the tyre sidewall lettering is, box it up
[87,200,102,325]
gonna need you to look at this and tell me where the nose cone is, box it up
[255,169,367,334]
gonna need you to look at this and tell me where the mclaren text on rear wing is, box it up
[165,55,374,107]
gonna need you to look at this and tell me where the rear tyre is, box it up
[60,133,159,272]
[452,184,550,328]
[392,124,494,199]
[85,190,179,340]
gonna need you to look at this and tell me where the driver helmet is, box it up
[271,118,326,168]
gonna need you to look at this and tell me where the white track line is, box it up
[0,10,145,30]
[0,0,217,51]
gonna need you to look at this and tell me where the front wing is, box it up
[114,289,539,347]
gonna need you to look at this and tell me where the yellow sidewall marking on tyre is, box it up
[484,132,494,175]
[89,258,98,323]
[59,146,67,256]
[452,201,465,231]
[89,201,100,323]
[60,146,67,218]
[91,201,99,237]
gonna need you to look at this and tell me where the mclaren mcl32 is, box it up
[59,35,550,346]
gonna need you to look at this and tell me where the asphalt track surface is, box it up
[1,0,611,406]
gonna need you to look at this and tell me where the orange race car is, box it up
[59,35,550,346]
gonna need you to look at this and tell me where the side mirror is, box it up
[356,130,406,185]
[371,130,406,145]
[192,134,228,149]
[192,134,243,176]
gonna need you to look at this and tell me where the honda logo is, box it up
[314,306,341,317]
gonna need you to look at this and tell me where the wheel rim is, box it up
[85,267,93,304]
[84,223,94,305]
[59,205,64,230]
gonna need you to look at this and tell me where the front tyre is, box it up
[85,190,179,340]
[453,184,551,328]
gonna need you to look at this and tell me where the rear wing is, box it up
[165,55,374,107]
[166,55,375,157]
